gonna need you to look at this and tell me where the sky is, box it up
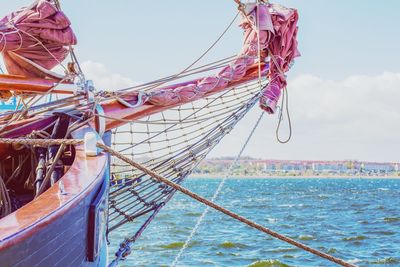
[1,1,400,162]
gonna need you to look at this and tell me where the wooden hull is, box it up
[0,64,266,267]
[0,129,110,267]
[0,180,108,267]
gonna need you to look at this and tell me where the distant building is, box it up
[194,157,399,177]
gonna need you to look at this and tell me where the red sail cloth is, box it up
[258,3,300,114]
[0,0,76,78]
[134,3,299,115]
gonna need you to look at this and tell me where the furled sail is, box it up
[0,0,76,81]
[0,1,299,264]
[106,2,300,263]
[251,4,300,113]
[104,3,299,119]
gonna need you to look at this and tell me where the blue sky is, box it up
[2,1,399,80]
[1,1,400,162]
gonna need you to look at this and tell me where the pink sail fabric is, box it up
[258,3,300,114]
[148,56,257,106]
[137,2,299,114]
[144,4,273,108]
[0,0,76,78]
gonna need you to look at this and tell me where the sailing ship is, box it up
[0,0,339,266]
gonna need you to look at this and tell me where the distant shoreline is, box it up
[189,174,400,179]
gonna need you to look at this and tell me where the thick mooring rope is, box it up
[0,138,356,267]
[97,142,357,267]
[0,138,83,147]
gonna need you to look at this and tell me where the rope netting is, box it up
[0,1,309,266]
[108,79,267,235]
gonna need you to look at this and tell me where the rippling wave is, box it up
[218,241,248,249]
[108,178,400,266]
[342,235,367,241]
[383,217,400,223]
[370,257,399,264]
[247,259,293,267]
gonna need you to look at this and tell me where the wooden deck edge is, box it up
[0,126,107,251]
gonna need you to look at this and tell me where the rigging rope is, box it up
[172,3,266,263]
[112,55,237,94]
[171,111,265,267]
[107,82,264,241]
[0,174,11,218]
[0,75,73,135]
[116,11,240,96]
[97,142,357,267]
[235,0,293,144]
[0,2,299,266]
[0,137,357,267]
[50,0,85,82]
[6,25,69,73]
[276,86,292,143]
[0,138,83,146]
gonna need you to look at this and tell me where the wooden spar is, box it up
[0,74,78,95]
[101,65,266,131]
[0,64,266,145]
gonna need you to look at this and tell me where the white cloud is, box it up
[211,72,400,162]
[81,61,139,91]
[290,72,400,143]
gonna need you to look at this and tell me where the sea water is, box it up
[109,178,400,267]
